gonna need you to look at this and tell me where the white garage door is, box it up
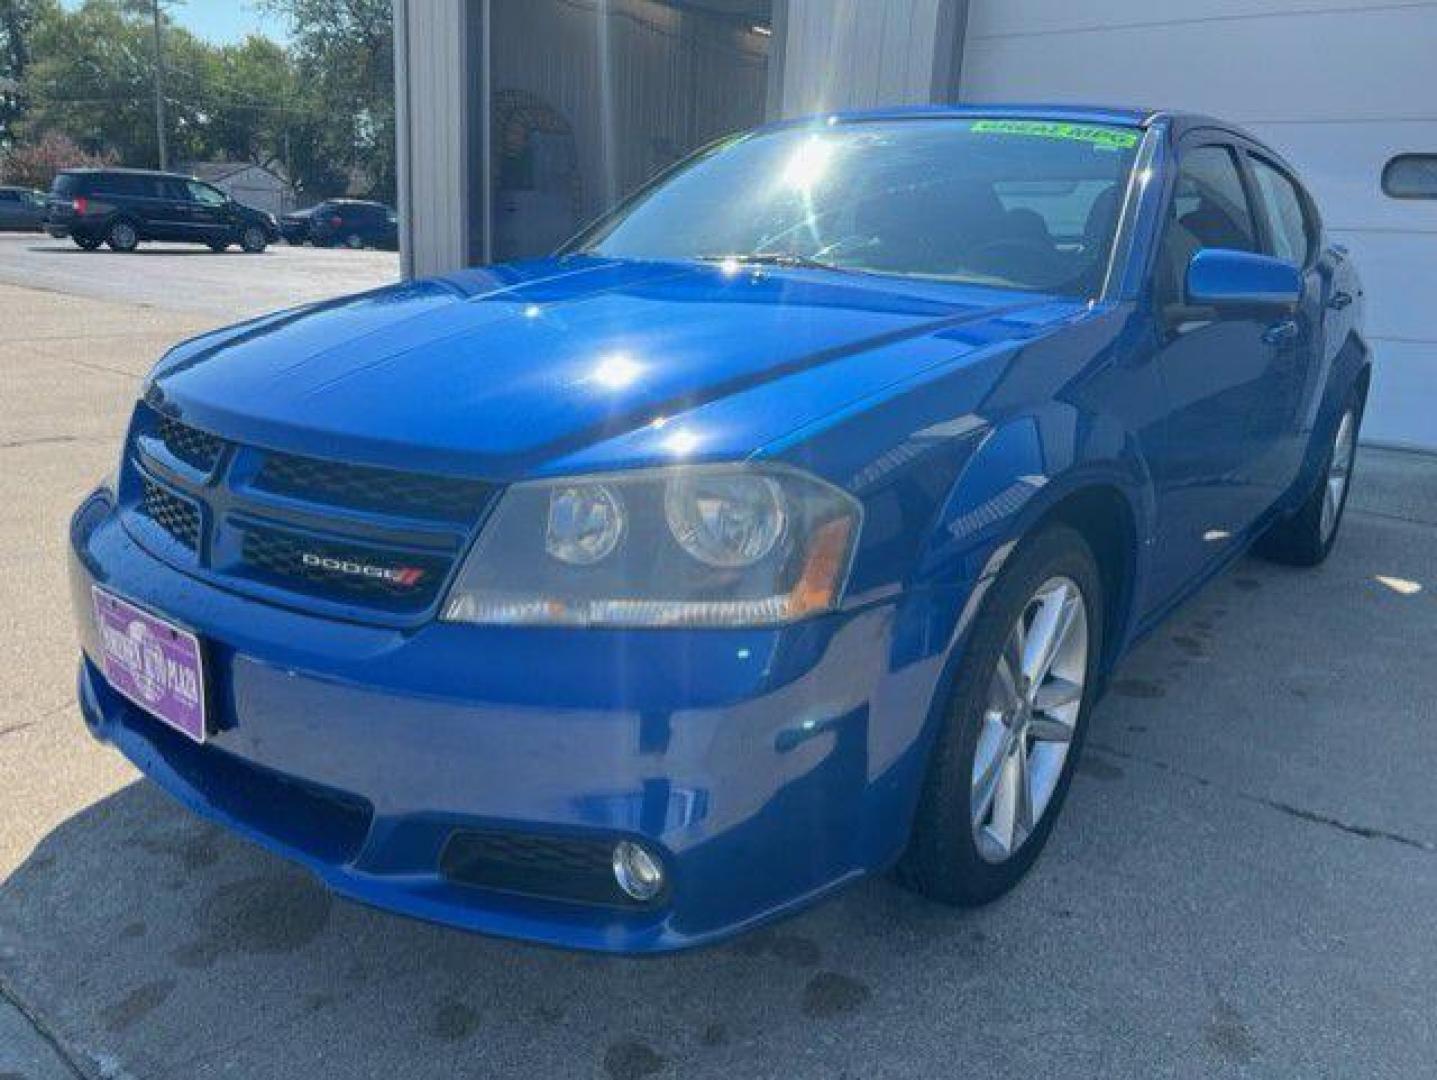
[959,0,1437,449]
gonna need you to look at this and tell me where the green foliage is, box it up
[5,0,395,201]
[0,0,49,146]
[261,0,395,200]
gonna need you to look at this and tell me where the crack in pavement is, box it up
[0,970,97,1080]
[1088,741,1436,854]
[0,434,114,450]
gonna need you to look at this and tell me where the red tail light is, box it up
[73,196,89,214]
[330,216,343,227]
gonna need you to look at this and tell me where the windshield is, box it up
[577,118,1141,298]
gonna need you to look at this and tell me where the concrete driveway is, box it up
[1,262,1434,1079]
[0,231,397,320]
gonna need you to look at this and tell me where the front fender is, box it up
[915,408,1155,591]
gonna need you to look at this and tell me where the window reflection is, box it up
[483,0,775,264]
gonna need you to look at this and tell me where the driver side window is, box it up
[186,181,227,207]
[1156,144,1257,308]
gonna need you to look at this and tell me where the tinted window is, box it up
[1382,154,1437,199]
[186,181,227,206]
[1171,146,1257,251]
[51,173,85,196]
[580,118,1142,297]
[95,174,158,198]
[0,191,16,203]
[1156,144,1258,306]
[1248,156,1311,265]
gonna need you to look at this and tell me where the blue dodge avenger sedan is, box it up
[68,106,1367,952]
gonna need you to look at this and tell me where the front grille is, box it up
[239,525,449,608]
[254,452,494,522]
[155,413,224,474]
[123,413,493,620]
[141,478,201,550]
[440,829,656,909]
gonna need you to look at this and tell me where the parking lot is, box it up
[1,238,1434,1079]
[0,232,398,320]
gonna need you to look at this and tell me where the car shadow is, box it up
[0,777,1022,1078]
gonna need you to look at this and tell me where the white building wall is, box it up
[959,0,1437,449]
[393,0,472,278]
[779,0,952,116]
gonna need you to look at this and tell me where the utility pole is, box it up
[150,0,168,170]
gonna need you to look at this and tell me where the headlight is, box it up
[443,464,861,628]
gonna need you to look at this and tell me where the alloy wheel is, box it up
[109,221,137,251]
[971,575,1088,864]
[1321,409,1356,542]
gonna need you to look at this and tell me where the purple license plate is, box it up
[92,587,207,743]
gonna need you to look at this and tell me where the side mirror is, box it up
[1186,248,1301,308]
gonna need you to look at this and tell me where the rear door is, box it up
[1145,137,1288,604]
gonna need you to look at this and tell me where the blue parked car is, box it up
[68,106,1367,953]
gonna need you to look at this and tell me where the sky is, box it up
[60,1,290,45]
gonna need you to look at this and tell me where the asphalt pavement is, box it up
[0,239,1433,1079]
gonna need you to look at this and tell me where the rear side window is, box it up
[95,174,159,198]
[1248,156,1312,266]
[51,173,85,196]
[0,191,16,203]
[1382,154,1437,199]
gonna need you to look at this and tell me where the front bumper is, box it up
[69,488,950,952]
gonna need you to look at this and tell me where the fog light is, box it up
[612,840,664,902]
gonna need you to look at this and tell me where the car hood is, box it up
[149,256,1086,478]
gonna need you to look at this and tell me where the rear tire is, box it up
[898,524,1104,907]
[73,234,103,251]
[344,232,364,249]
[1255,390,1363,567]
[208,240,230,253]
[105,219,139,252]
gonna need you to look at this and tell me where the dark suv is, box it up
[306,199,398,249]
[45,168,279,253]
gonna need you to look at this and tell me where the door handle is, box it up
[1327,291,1353,310]
[1262,319,1299,346]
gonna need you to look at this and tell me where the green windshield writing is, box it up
[970,119,1139,150]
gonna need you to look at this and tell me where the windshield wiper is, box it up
[696,252,844,272]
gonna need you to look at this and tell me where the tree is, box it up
[5,0,394,202]
[261,0,394,200]
[0,127,113,187]
[0,0,48,147]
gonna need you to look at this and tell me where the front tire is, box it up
[239,225,268,254]
[105,219,139,252]
[1256,393,1362,567]
[898,524,1103,906]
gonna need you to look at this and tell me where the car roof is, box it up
[775,102,1258,140]
[764,103,1286,167]
[810,103,1154,127]
[59,167,196,181]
